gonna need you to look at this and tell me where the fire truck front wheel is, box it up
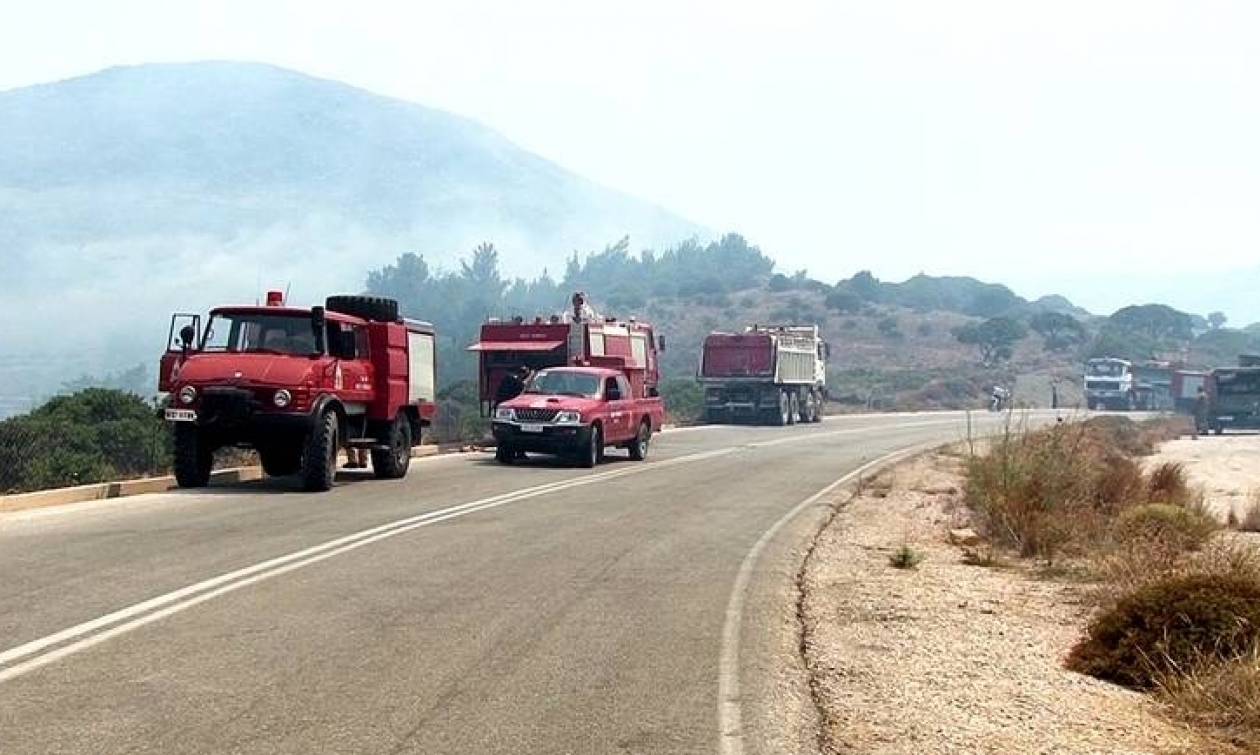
[173,424,213,488]
[371,414,412,479]
[301,410,339,492]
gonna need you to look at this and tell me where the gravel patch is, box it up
[799,453,1200,754]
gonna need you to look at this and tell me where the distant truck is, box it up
[491,365,666,466]
[159,292,436,491]
[467,292,664,415]
[699,325,828,425]
[1083,357,1144,411]
[1207,356,1260,434]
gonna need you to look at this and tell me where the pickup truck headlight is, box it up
[554,411,582,425]
[495,406,515,421]
[273,389,292,408]
[178,385,197,405]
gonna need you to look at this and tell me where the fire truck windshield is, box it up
[202,312,320,356]
[523,370,601,398]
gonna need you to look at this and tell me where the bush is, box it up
[1067,573,1260,688]
[0,389,171,493]
[1115,504,1218,552]
[660,378,703,424]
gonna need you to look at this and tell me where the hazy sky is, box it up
[4,1,1259,320]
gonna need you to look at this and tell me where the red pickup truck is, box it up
[491,366,665,467]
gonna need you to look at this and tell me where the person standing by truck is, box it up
[1192,385,1209,439]
[495,365,531,408]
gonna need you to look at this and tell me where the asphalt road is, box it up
[0,410,1056,754]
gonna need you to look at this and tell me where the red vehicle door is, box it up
[328,322,375,409]
[603,375,630,441]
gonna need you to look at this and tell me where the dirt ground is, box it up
[1148,433,1260,521]
[799,453,1200,755]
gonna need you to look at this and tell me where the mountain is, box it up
[0,62,703,408]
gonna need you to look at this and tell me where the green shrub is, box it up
[1067,573,1260,688]
[1115,503,1218,552]
[888,544,925,569]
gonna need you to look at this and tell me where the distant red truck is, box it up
[159,293,436,491]
[470,293,665,465]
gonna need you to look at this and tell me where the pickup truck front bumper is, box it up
[492,421,592,454]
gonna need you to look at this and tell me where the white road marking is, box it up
[0,413,1018,685]
[715,443,934,755]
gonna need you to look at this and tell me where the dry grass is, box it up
[1158,645,1260,751]
[888,543,925,569]
[1238,493,1260,533]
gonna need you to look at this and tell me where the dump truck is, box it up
[159,292,436,491]
[1083,357,1143,410]
[698,325,828,425]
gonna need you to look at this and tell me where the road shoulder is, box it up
[797,451,1196,754]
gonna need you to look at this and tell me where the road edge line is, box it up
[715,442,931,755]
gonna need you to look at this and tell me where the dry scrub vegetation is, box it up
[964,416,1260,752]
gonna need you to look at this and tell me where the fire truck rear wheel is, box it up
[301,410,339,492]
[628,420,651,461]
[173,424,213,488]
[578,425,603,468]
[372,414,412,479]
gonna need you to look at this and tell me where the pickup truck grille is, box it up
[515,408,559,423]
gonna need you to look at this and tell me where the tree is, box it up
[953,317,1028,366]
[824,287,864,314]
[1107,304,1194,343]
[1029,311,1086,351]
[1208,311,1228,330]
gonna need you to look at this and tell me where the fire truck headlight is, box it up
[495,406,515,421]
[554,411,582,425]
[178,386,197,405]
[273,389,292,408]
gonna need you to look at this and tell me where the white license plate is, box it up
[165,408,197,422]
[520,423,545,433]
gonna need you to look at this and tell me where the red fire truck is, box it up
[699,325,829,425]
[467,293,664,413]
[159,292,436,491]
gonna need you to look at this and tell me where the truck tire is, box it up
[371,414,412,479]
[173,424,213,488]
[301,410,339,492]
[775,392,790,426]
[628,420,651,461]
[324,295,399,323]
[578,425,603,468]
[788,393,800,425]
[259,445,302,477]
[495,443,516,464]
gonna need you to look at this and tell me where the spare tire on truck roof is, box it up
[325,295,399,323]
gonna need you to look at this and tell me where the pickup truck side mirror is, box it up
[607,386,622,401]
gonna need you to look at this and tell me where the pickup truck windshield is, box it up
[524,370,601,398]
[202,313,319,356]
